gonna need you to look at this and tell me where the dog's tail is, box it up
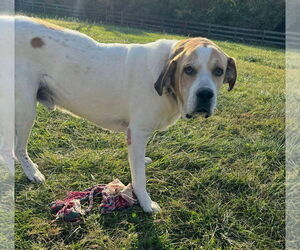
[37,74,56,111]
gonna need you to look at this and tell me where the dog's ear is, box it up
[224,57,237,91]
[154,39,191,96]
[154,60,177,96]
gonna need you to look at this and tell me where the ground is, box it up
[14,16,285,249]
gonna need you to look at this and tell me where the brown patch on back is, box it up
[30,37,45,48]
[30,17,65,31]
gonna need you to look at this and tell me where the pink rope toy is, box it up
[49,179,138,222]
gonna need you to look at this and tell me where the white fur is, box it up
[0,16,222,212]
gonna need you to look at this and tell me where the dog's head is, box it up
[155,38,237,119]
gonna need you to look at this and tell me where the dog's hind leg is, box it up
[15,78,45,183]
[15,101,45,183]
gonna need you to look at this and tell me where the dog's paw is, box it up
[145,157,152,165]
[24,164,45,183]
[141,201,162,213]
[31,170,46,183]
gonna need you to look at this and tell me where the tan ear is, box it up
[154,60,177,96]
[224,57,237,91]
[154,39,192,96]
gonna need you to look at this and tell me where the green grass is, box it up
[0,170,14,249]
[15,16,285,249]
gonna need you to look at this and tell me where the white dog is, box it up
[0,16,237,212]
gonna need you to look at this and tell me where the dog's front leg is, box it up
[127,128,161,213]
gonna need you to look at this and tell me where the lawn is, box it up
[15,16,285,249]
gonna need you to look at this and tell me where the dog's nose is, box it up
[196,88,214,100]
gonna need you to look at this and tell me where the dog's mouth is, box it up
[186,108,211,119]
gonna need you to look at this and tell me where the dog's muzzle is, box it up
[186,88,214,119]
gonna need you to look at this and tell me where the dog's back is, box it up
[4,15,180,186]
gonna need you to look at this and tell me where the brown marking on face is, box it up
[171,38,215,60]
[168,38,215,102]
[155,38,210,97]
[174,39,236,96]
[173,52,198,103]
[208,48,229,88]
[30,37,45,48]
[30,17,65,31]
[155,37,237,101]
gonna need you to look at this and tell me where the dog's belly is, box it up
[52,85,130,132]
[60,106,129,132]
[91,117,129,132]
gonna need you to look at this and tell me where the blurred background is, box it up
[15,0,287,47]
[41,0,285,31]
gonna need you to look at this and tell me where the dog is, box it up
[0,16,237,212]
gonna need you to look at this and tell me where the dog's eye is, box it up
[184,66,196,75]
[213,67,224,77]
